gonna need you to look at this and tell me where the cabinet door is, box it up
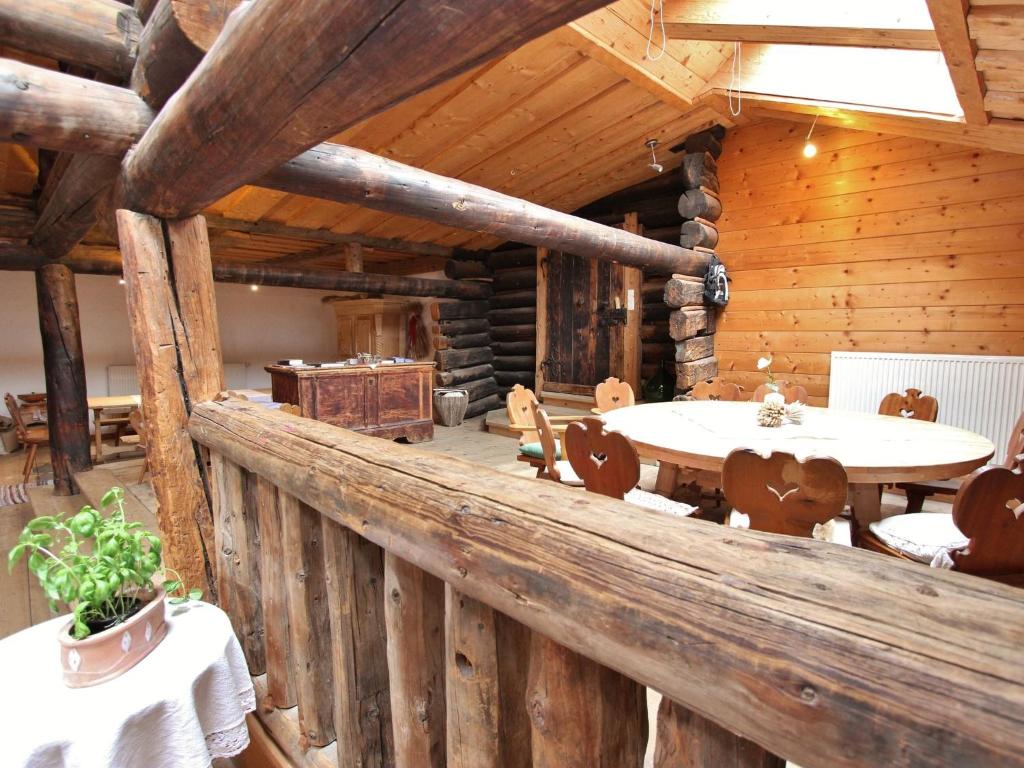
[377,370,422,424]
[314,375,367,429]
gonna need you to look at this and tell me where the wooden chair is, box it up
[592,377,635,414]
[751,382,808,404]
[690,377,744,402]
[722,449,850,540]
[878,388,939,422]
[119,409,150,483]
[529,401,583,486]
[565,417,696,516]
[4,393,48,484]
[898,410,1024,513]
[861,465,1024,584]
[507,384,576,473]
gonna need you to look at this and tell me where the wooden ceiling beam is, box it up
[0,250,491,299]
[925,0,988,124]
[260,242,350,267]
[260,144,708,276]
[0,57,153,155]
[120,0,616,218]
[0,0,141,79]
[661,0,938,49]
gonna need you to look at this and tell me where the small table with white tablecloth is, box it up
[0,601,254,768]
[601,401,995,523]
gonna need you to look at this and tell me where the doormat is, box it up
[0,479,53,507]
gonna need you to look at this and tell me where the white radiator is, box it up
[829,352,1024,465]
[107,363,249,396]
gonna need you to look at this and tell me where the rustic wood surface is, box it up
[253,476,296,710]
[655,698,785,768]
[35,263,91,494]
[384,554,446,768]
[435,364,495,387]
[445,586,501,768]
[282,494,336,748]
[322,518,394,768]
[663,277,705,308]
[488,290,536,310]
[190,399,1024,768]
[116,210,217,598]
[676,356,719,389]
[431,301,490,321]
[0,0,140,79]
[603,401,995,484]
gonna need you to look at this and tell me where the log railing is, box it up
[189,398,1024,768]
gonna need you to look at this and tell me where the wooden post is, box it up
[535,247,549,395]
[116,209,222,599]
[621,212,643,394]
[385,554,446,768]
[322,518,395,768]
[655,697,785,768]
[35,263,91,494]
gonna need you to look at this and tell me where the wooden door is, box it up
[535,233,641,398]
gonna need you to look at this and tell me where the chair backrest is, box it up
[129,409,147,447]
[878,388,938,422]
[564,417,640,500]
[691,378,744,402]
[951,466,1024,577]
[722,449,848,537]
[1004,410,1024,470]
[529,400,563,482]
[751,382,808,404]
[4,393,28,439]
[593,377,635,414]
[507,383,540,443]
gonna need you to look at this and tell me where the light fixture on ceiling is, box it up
[645,139,664,173]
[118,278,125,285]
[250,284,259,292]
[803,114,820,158]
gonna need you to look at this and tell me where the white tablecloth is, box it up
[0,601,255,768]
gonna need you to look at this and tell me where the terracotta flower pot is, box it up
[58,588,168,688]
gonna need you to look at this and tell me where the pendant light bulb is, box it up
[644,138,664,173]
[250,284,259,292]
[802,113,820,159]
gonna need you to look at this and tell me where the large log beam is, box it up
[3,249,492,299]
[0,58,153,155]
[261,145,708,276]
[188,398,1024,768]
[0,0,141,80]
[36,263,92,494]
[119,0,614,217]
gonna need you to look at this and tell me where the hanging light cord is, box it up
[806,113,819,141]
[646,0,666,62]
[728,41,743,116]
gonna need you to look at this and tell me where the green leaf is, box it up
[7,544,26,572]
[26,516,56,531]
[168,596,187,605]
[163,580,182,593]
[100,488,123,508]
[188,588,203,601]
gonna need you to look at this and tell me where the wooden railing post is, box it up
[253,475,294,708]
[322,517,395,767]
[384,553,447,768]
[655,698,785,768]
[281,492,336,748]
[527,635,647,768]
[209,453,265,672]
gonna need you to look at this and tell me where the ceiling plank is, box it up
[661,0,938,49]
[926,0,989,124]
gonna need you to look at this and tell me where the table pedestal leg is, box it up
[92,408,104,465]
[849,483,882,525]
[655,462,680,498]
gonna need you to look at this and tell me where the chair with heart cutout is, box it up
[878,388,939,422]
[722,449,850,540]
[592,377,635,415]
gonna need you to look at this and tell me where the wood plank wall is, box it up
[715,120,1024,405]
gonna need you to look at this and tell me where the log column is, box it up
[35,264,92,494]
[116,209,223,599]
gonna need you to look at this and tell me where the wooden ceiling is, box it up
[4,0,1024,273]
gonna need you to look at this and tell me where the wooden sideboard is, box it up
[266,362,434,442]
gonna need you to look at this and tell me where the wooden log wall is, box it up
[432,299,500,419]
[188,398,1024,768]
[714,120,1024,405]
[486,245,537,399]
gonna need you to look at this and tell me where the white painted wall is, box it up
[0,272,339,417]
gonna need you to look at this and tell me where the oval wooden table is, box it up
[601,400,995,522]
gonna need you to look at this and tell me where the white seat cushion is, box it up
[868,512,968,564]
[624,489,697,517]
[554,460,585,486]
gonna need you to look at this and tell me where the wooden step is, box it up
[74,468,158,531]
